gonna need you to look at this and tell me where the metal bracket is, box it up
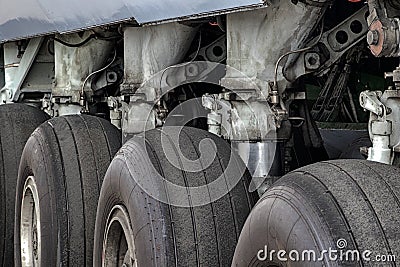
[13,38,44,101]
[189,35,226,63]
[1,37,44,102]
[359,90,386,117]
[284,6,369,82]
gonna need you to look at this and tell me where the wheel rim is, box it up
[20,176,41,267]
[103,205,137,267]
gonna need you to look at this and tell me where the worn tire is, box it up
[94,127,257,266]
[14,115,121,266]
[0,103,49,266]
[233,159,400,266]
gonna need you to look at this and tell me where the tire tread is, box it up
[14,114,121,266]
[0,104,49,266]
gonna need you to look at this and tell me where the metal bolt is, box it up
[367,30,379,46]
[269,91,280,105]
[385,72,394,79]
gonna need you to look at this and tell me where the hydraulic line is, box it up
[52,33,121,47]
[273,17,325,91]
[270,17,325,112]
[80,49,117,111]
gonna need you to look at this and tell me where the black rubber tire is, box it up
[93,127,257,266]
[14,115,121,266]
[233,159,400,266]
[0,103,49,266]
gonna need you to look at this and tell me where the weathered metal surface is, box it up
[52,32,114,103]
[222,1,327,96]
[1,38,44,102]
[0,0,264,43]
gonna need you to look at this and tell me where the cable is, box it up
[81,49,117,97]
[52,34,96,47]
[52,33,121,48]
[158,31,202,93]
[95,35,122,41]
[273,17,325,90]
[288,116,306,127]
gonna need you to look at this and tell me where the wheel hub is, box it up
[20,176,41,267]
[103,205,137,267]
[32,223,38,260]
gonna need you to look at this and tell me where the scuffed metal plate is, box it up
[125,0,265,24]
[0,0,265,43]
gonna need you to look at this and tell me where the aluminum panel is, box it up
[0,0,264,43]
[124,0,265,24]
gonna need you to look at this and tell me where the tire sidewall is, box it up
[15,128,61,266]
[233,185,336,266]
[94,139,168,267]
